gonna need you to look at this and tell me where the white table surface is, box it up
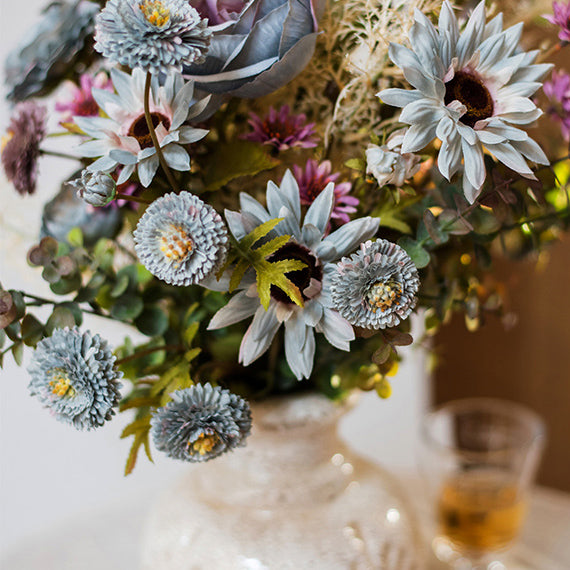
[1,474,569,570]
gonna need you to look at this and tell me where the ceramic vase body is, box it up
[141,393,422,569]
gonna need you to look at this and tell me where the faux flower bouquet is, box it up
[1,0,569,472]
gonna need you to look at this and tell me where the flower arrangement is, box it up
[1,0,569,473]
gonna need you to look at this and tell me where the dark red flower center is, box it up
[444,71,494,128]
[262,119,295,141]
[128,112,171,149]
[267,242,322,305]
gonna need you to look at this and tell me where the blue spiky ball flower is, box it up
[133,191,229,286]
[330,239,420,330]
[150,383,252,462]
[27,327,123,430]
[94,0,211,74]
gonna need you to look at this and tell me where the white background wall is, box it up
[0,0,430,559]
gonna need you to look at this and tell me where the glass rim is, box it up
[421,397,547,457]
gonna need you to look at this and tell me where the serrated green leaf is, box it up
[256,259,305,310]
[184,347,201,362]
[254,234,291,259]
[119,397,158,413]
[229,259,249,293]
[121,417,151,438]
[239,217,283,250]
[203,141,280,192]
[398,237,430,268]
[124,429,150,476]
[183,322,200,347]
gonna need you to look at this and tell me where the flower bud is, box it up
[73,170,117,207]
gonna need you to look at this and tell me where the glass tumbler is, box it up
[419,398,546,569]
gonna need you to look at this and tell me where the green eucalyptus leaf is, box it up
[87,272,107,290]
[45,307,76,334]
[111,294,144,321]
[50,273,82,295]
[5,321,21,342]
[59,302,83,326]
[111,274,130,298]
[135,306,169,337]
[397,237,430,268]
[21,314,44,346]
[9,291,26,320]
[12,342,24,366]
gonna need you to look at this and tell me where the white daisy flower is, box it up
[74,68,210,187]
[378,1,552,203]
[207,170,380,380]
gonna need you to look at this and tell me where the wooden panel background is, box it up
[433,237,570,492]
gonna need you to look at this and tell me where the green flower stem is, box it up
[116,192,151,205]
[39,149,81,161]
[19,292,117,321]
[116,344,184,366]
[143,71,179,193]
[46,132,75,138]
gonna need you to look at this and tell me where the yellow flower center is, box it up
[48,370,75,398]
[190,432,219,456]
[139,0,171,27]
[159,224,194,267]
[366,280,402,313]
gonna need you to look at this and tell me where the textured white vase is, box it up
[141,392,423,569]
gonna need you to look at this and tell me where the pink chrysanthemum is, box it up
[243,105,318,151]
[1,101,47,195]
[55,72,113,124]
[544,1,570,43]
[543,70,570,141]
[292,160,359,225]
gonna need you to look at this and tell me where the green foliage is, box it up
[202,141,280,192]
[228,218,306,309]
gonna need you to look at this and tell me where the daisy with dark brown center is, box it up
[208,170,379,380]
[378,1,552,203]
[75,68,209,187]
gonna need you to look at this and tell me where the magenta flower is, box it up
[1,101,47,195]
[543,70,570,140]
[292,160,359,225]
[55,72,113,124]
[243,105,318,152]
[544,1,570,43]
[189,0,246,24]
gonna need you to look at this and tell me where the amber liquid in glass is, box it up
[438,470,526,552]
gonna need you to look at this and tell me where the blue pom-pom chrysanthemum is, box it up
[94,0,211,74]
[151,383,252,462]
[133,191,229,286]
[330,239,420,330]
[27,327,123,430]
